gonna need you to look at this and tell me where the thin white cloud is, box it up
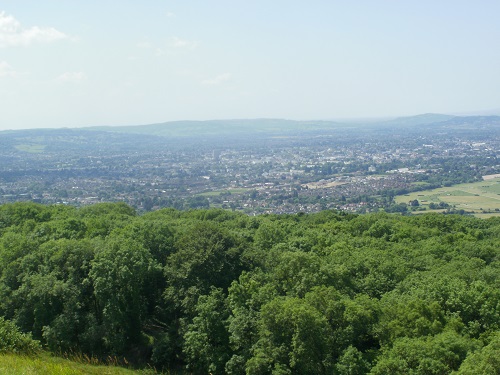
[57,71,86,83]
[136,41,151,49]
[136,37,198,58]
[202,73,232,86]
[166,11,175,18]
[0,61,16,77]
[155,48,166,57]
[0,11,68,47]
[170,36,198,50]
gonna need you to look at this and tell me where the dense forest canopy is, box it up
[1,201,500,374]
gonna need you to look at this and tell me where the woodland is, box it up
[1,201,500,374]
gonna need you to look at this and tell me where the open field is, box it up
[197,188,250,197]
[395,177,500,217]
[14,144,46,153]
[303,180,348,189]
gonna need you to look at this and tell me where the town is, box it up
[1,115,499,215]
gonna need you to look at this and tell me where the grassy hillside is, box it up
[0,353,157,375]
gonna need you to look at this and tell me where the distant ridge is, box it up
[85,114,462,138]
[86,119,348,139]
[438,115,500,127]
[376,113,455,127]
[3,114,498,140]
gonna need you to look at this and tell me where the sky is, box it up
[1,1,500,130]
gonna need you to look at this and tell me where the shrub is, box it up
[0,317,41,355]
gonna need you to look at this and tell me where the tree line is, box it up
[1,201,500,374]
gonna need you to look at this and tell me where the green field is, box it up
[395,178,500,217]
[197,188,250,197]
[14,144,46,153]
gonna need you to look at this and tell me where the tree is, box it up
[183,288,231,374]
[371,330,477,375]
[247,297,332,374]
[117,219,174,266]
[335,346,370,375]
[164,221,242,316]
[4,239,96,352]
[457,332,500,374]
[90,235,161,354]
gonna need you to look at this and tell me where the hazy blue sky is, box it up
[1,1,499,130]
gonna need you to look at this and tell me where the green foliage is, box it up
[164,221,243,315]
[456,332,500,374]
[118,219,174,265]
[0,202,52,229]
[78,202,136,218]
[269,250,322,297]
[371,330,477,374]
[377,296,446,345]
[254,220,286,250]
[2,203,500,373]
[0,317,41,354]
[336,346,370,375]
[90,235,161,354]
[183,288,231,374]
[248,296,332,374]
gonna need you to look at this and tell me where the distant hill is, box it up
[87,118,349,139]
[86,114,459,139]
[436,115,500,128]
[3,115,499,149]
[0,128,166,154]
[375,113,455,127]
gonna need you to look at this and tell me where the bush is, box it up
[0,317,41,355]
